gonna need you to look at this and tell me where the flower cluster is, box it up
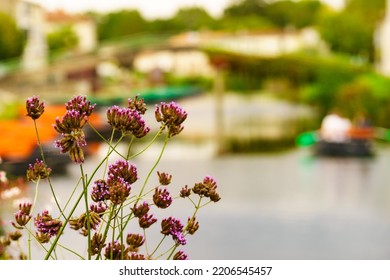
[53,96,96,163]
[90,160,137,208]
[128,95,147,115]
[34,210,62,242]
[192,176,221,202]
[12,202,32,229]
[69,211,102,236]
[3,95,221,260]
[153,187,172,209]
[26,96,45,120]
[108,159,138,185]
[157,171,172,185]
[107,105,150,138]
[26,159,52,182]
[155,101,187,137]
[161,217,186,245]
[126,233,145,252]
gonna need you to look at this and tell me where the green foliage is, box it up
[317,12,374,61]
[217,15,274,31]
[0,12,25,60]
[169,7,217,31]
[98,10,147,41]
[222,0,323,30]
[223,0,268,17]
[264,0,322,29]
[47,25,79,52]
[317,0,386,62]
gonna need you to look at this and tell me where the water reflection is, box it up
[2,145,390,259]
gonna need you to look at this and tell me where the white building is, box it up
[46,10,97,53]
[0,0,47,71]
[376,0,390,76]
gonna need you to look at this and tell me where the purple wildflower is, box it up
[108,177,131,205]
[132,202,150,218]
[107,160,138,185]
[91,179,110,202]
[126,233,145,251]
[139,213,157,229]
[128,95,147,115]
[155,101,187,137]
[65,95,95,117]
[26,159,52,182]
[106,106,150,138]
[26,96,45,120]
[193,176,221,202]
[173,250,188,260]
[90,202,107,216]
[53,110,88,163]
[13,210,31,228]
[104,241,128,260]
[161,217,186,245]
[34,210,62,237]
[153,187,173,209]
[157,171,172,185]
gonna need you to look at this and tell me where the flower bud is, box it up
[138,213,157,229]
[26,96,45,120]
[90,233,106,256]
[153,188,172,209]
[126,233,145,251]
[173,250,188,260]
[157,171,172,185]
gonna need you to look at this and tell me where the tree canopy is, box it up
[0,12,25,60]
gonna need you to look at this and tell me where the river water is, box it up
[3,142,390,260]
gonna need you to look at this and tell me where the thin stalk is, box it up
[44,190,85,259]
[80,165,91,260]
[95,204,116,260]
[28,178,40,260]
[33,119,64,218]
[126,136,135,160]
[57,243,85,260]
[127,126,165,160]
[149,235,166,259]
[166,244,179,260]
[116,134,169,239]
[103,129,117,179]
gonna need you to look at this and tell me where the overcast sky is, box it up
[29,0,345,19]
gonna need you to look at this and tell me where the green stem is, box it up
[33,120,65,218]
[167,244,179,260]
[57,243,85,260]
[126,136,135,160]
[116,133,169,239]
[44,190,85,259]
[80,165,91,260]
[95,204,116,260]
[28,178,40,260]
[103,129,117,179]
[149,235,166,259]
[127,126,165,160]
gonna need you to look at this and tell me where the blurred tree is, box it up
[98,10,147,40]
[169,7,217,31]
[47,25,78,52]
[223,0,268,17]
[264,0,323,29]
[317,0,386,62]
[0,12,25,60]
[217,14,274,31]
[318,12,373,60]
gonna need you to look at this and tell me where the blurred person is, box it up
[320,110,352,143]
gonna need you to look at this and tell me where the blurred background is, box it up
[2,0,390,259]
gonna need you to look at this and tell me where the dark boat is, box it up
[314,139,374,157]
[296,127,376,157]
